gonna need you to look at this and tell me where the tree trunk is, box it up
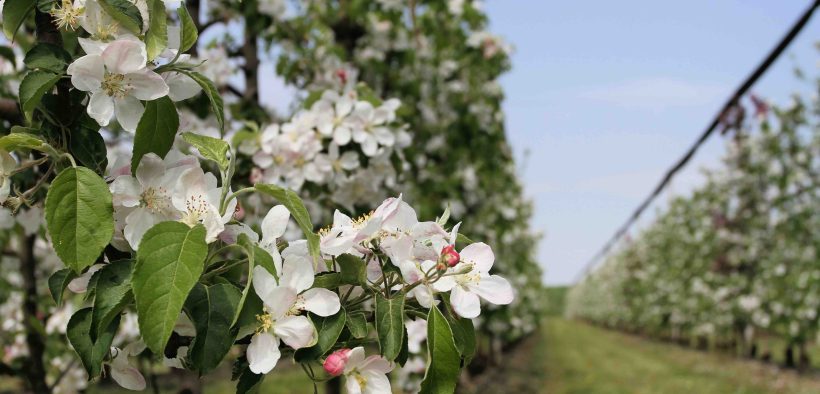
[19,231,49,393]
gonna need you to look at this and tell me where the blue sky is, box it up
[482,1,820,285]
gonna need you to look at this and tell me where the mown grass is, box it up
[540,318,820,394]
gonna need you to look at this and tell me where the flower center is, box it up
[352,371,368,390]
[256,313,273,333]
[288,295,306,316]
[141,187,170,214]
[50,0,83,30]
[455,264,480,286]
[102,73,130,99]
[96,22,121,41]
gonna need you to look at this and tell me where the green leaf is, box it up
[294,309,346,362]
[254,184,320,263]
[133,222,208,354]
[346,311,368,339]
[375,292,405,361]
[445,310,476,364]
[98,0,144,34]
[19,70,61,121]
[176,70,223,131]
[456,233,475,247]
[48,268,78,306]
[337,254,367,286]
[397,325,409,367]
[253,245,277,277]
[90,260,133,340]
[66,308,120,379]
[235,360,264,394]
[36,0,55,13]
[231,234,257,327]
[312,272,341,289]
[2,0,35,41]
[145,0,168,61]
[181,132,229,170]
[0,46,16,66]
[177,3,198,54]
[233,285,263,333]
[0,131,46,151]
[69,116,108,174]
[131,96,179,173]
[23,43,71,73]
[185,283,241,374]
[419,306,461,394]
[45,167,114,273]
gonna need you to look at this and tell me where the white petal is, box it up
[87,91,114,127]
[166,72,201,101]
[67,55,104,92]
[252,265,279,300]
[247,332,281,374]
[273,315,316,350]
[265,287,297,319]
[302,288,340,317]
[261,205,290,242]
[361,369,392,394]
[470,275,514,305]
[345,376,363,394]
[115,95,145,133]
[344,347,367,373]
[78,37,108,55]
[124,208,162,250]
[334,126,352,146]
[459,242,494,273]
[135,153,165,185]
[450,286,481,319]
[110,364,147,390]
[281,257,314,293]
[103,39,148,75]
[126,70,170,100]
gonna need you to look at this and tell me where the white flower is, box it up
[77,0,133,53]
[350,101,398,157]
[110,152,196,249]
[316,91,356,146]
[446,243,514,318]
[246,260,338,374]
[259,205,290,272]
[67,38,169,132]
[172,167,234,243]
[342,347,393,394]
[319,210,382,256]
[16,206,43,236]
[108,344,147,391]
[67,264,105,293]
[0,149,15,204]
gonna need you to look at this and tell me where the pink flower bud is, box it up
[441,245,460,267]
[323,348,352,376]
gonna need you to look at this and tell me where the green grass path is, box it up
[536,318,820,394]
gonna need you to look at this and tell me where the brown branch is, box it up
[0,98,22,124]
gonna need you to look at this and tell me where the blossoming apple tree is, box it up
[0,0,532,393]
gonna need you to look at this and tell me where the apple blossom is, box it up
[108,345,147,391]
[172,166,235,243]
[67,39,169,132]
[447,242,514,319]
[342,347,393,394]
[324,348,352,376]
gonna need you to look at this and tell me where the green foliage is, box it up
[67,308,120,379]
[175,70,224,131]
[419,306,461,394]
[19,71,61,122]
[133,222,208,354]
[45,167,114,273]
[185,283,242,374]
[48,268,78,306]
[254,184,321,262]
[177,3,199,54]
[0,131,46,151]
[23,43,72,73]
[131,96,180,173]
[294,309,346,362]
[375,292,405,361]
[2,0,34,41]
[90,260,133,340]
[98,0,143,35]
[145,0,168,61]
[182,132,230,171]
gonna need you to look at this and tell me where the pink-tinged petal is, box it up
[450,286,481,319]
[77,37,108,55]
[126,70,170,100]
[459,242,494,273]
[470,275,514,305]
[166,72,201,101]
[302,288,340,317]
[67,55,104,92]
[102,39,148,75]
[273,315,316,350]
[87,90,114,126]
[247,332,281,374]
[135,153,164,186]
[261,205,290,242]
[124,208,163,250]
[343,347,366,373]
[281,257,314,293]
[109,176,141,207]
[114,95,145,133]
